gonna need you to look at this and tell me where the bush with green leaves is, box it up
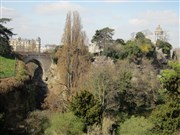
[156,39,172,58]
[150,61,180,135]
[45,112,84,135]
[70,91,101,127]
[118,116,154,135]
[150,101,180,135]
[121,32,156,62]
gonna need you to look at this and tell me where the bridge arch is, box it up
[25,58,44,79]
[25,59,42,68]
[23,53,52,73]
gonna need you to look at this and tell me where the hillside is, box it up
[0,56,16,78]
[0,59,29,93]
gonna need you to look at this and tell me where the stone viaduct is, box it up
[23,53,52,74]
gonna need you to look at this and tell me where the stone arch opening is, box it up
[25,59,42,69]
[25,59,44,80]
[25,59,48,110]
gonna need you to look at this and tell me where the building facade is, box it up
[41,44,58,53]
[88,43,103,54]
[10,37,41,53]
[155,25,165,41]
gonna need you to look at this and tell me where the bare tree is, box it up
[57,11,90,93]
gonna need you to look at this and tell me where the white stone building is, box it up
[10,37,41,53]
[88,43,103,54]
[41,44,58,53]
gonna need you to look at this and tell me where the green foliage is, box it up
[118,116,154,135]
[156,39,172,58]
[151,101,180,135]
[70,91,101,127]
[0,18,14,56]
[123,41,142,59]
[0,56,16,78]
[103,46,120,60]
[160,61,180,95]
[91,27,114,50]
[119,33,155,62]
[116,71,134,112]
[150,61,180,134]
[15,60,27,81]
[135,32,145,39]
[79,59,158,120]
[98,31,156,63]
[114,60,159,116]
[45,112,84,135]
[115,38,126,45]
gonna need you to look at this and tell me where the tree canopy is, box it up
[150,61,180,134]
[91,27,114,50]
[156,39,172,58]
[0,18,14,56]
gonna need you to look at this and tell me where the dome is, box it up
[155,25,163,33]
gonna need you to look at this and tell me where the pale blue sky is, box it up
[1,0,179,48]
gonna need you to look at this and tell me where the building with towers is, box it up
[155,25,164,41]
[130,25,167,43]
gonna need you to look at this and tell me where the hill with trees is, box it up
[0,12,179,135]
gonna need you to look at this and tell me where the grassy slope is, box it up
[0,56,16,78]
[0,59,28,93]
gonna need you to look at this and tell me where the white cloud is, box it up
[144,10,178,25]
[2,7,21,18]
[128,10,179,48]
[112,15,123,20]
[35,2,85,14]
[129,10,179,26]
[129,18,148,25]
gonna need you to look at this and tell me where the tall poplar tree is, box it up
[57,11,90,92]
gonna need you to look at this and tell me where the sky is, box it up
[1,0,179,48]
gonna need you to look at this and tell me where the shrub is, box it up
[45,112,84,135]
[118,116,154,135]
[70,91,101,128]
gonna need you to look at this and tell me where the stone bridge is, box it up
[23,53,52,74]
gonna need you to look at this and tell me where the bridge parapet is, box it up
[23,53,52,73]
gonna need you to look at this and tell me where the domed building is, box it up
[155,25,164,41]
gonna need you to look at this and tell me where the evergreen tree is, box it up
[0,18,14,56]
[70,91,101,128]
[91,27,114,51]
[156,39,172,59]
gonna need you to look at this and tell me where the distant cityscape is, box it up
[10,25,166,54]
[10,37,41,53]
[89,25,167,54]
[10,37,58,53]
